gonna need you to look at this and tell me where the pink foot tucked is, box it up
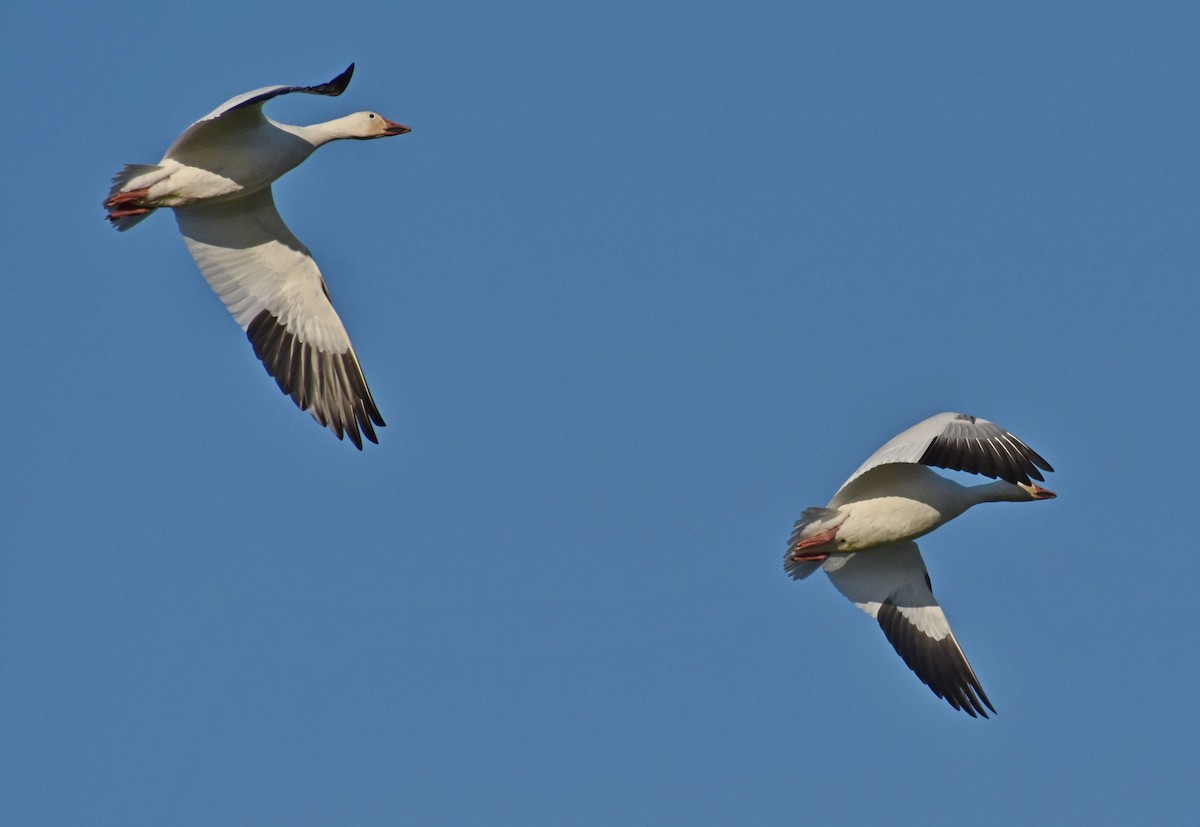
[107,207,151,220]
[788,525,839,563]
[104,188,150,208]
[792,527,838,551]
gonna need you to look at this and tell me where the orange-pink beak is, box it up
[383,119,411,136]
[1019,482,1057,500]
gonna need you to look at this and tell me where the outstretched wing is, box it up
[174,186,384,448]
[165,64,355,158]
[823,542,995,718]
[838,412,1053,492]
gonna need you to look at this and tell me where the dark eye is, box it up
[368,113,376,119]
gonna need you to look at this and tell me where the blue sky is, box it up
[3,1,1199,824]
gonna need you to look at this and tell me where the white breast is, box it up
[827,464,972,551]
[831,495,952,551]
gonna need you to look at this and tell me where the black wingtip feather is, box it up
[919,420,1053,487]
[876,601,995,718]
[315,63,355,96]
[246,310,385,449]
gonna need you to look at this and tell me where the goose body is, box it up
[785,412,1056,717]
[104,64,410,448]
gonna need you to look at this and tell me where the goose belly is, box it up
[136,161,245,207]
[834,496,947,551]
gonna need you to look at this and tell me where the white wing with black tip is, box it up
[823,542,995,718]
[838,412,1053,492]
[165,64,355,158]
[174,186,384,448]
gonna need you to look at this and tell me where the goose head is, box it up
[317,111,410,141]
[299,112,411,148]
[346,111,411,139]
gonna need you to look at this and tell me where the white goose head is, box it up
[300,111,411,145]
[340,111,412,140]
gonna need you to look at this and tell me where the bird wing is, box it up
[164,64,355,158]
[837,412,1053,491]
[174,186,384,448]
[823,542,995,717]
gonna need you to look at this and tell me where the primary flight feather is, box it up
[784,412,1056,717]
[104,64,410,448]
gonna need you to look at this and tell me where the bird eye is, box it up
[368,113,376,119]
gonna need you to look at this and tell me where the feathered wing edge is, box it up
[218,63,355,117]
[918,414,1053,486]
[822,543,996,718]
[839,412,1055,491]
[247,308,384,449]
[174,188,386,449]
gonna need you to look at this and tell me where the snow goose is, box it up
[104,64,410,448]
[784,412,1056,717]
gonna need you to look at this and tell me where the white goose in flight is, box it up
[104,64,409,448]
[785,412,1056,717]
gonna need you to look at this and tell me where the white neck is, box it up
[279,115,363,148]
[965,479,1030,505]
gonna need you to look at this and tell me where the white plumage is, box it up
[785,412,1056,717]
[105,64,410,448]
